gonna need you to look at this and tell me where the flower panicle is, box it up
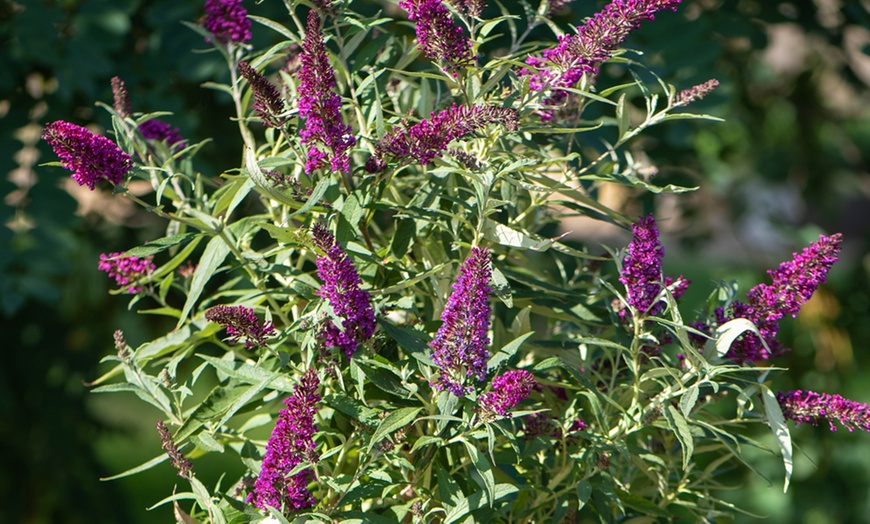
[777,390,870,433]
[480,370,535,417]
[43,121,133,190]
[205,305,275,349]
[238,60,286,128]
[398,0,473,75]
[202,0,252,44]
[250,369,320,512]
[619,215,663,313]
[299,10,355,174]
[674,78,719,106]
[448,0,485,17]
[98,252,155,294]
[111,77,133,118]
[139,119,186,150]
[156,420,193,479]
[311,224,376,357]
[367,104,518,172]
[430,246,492,396]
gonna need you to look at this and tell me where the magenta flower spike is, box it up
[98,252,155,293]
[398,0,473,75]
[299,10,355,174]
[479,370,535,417]
[430,246,492,396]
[202,0,252,44]
[139,119,186,150]
[205,305,276,349]
[238,60,286,128]
[311,224,376,357]
[777,390,870,433]
[725,233,842,363]
[250,369,320,512]
[42,121,132,190]
[111,77,133,119]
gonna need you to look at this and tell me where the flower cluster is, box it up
[312,224,376,357]
[202,0,251,44]
[619,215,687,318]
[674,78,719,107]
[366,104,518,172]
[777,390,870,432]
[430,247,492,396]
[723,233,842,363]
[42,121,133,190]
[298,10,355,174]
[98,252,155,293]
[238,60,286,128]
[398,0,472,75]
[522,0,681,116]
[205,305,276,349]
[111,76,133,118]
[448,0,485,18]
[156,420,193,479]
[250,369,320,512]
[480,370,535,417]
[139,119,186,150]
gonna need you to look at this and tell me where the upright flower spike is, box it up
[777,390,870,433]
[139,119,186,150]
[98,252,155,293]
[311,224,376,357]
[238,61,286,128]
[299,11,355,174]
[398,0,473,75]
[366,104,518,172]
[205,305,276,350]
[155,420,193,479]
[479,370,535,417]
[724,233,843,363]
[448,0,485,18]
[250,369,320,512]
[522,0,681,116]
[674,78,719,107]
[202,0,252,44]
[111,77,133,118]
[42,121,133,190]
[430,247,492,396]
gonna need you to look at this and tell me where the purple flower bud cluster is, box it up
[156,420,193,479]
[366,104,518,172]
[619,215,688,318]
[299,11,355,174]
[430,247,492,396]
[546,0,575,16]
[111,77,133,118]
[448,0,485,17]
[202,0,252,44]
[723,234,842,363]
[42,121,132,190]
[139,119,186,150]
[674,78,719,106]
[205,305,276,349]
[480,370,535,417]
[522,0,681,117]
[98,252,155,293]
[238,61,286,128]
[311,224,376,357]
[777,390,870,433]
[398,0,473,75]
[250,369,320,513]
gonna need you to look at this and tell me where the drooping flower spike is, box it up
[98,252,155,294]
[430,246,492,396]
[778,390,870,433]
[139,119,186,150]
[238,60,286,128]
[43,121,133,190]
[205,305,276,350]
[398,0,473,76]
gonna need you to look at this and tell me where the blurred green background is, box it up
[2,0,869,522]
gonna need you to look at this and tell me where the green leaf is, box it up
[175,383,251,443]
[664,404,694,470]
[490,265,512,308]
[709,318,770,359]
[378,319,432,366]
[680,383,700,419]
[178,234,231,328]
[191,432,224,453]
[761,385,793,492]
[100,453,169,481]
[322,393,381,426]
[614,487,670,518]
[576,480,592,510]
[124,233,197,258]
[355,359,411,398]
[199,355,296,393]
[368,407,422,453]
[616,93,630,140]
[487,331,534,372]
[443,484,519,524]
[460,439,496,507]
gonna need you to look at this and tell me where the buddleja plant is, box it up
[42,0,869,522]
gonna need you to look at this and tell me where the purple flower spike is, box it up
[238,60,286,128]
[111,77,133,119]
[139,119,186,150]
[399,0,473,76]
[205,305,276,349]
[521,0,681,117]
[202,0,252,44]
[619,215,663,313]
[674,78,719,106]
[430,246,492,396]
[311,224,376,357]
[777,390,870,433]
[42,121,132,190]
[367,104,518,172]
[448,0,485,18]
[250,369,320,512]
[725,233,842,363]
[480,370,535,417]
[98,252,155,293]
[299,11,355,174]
